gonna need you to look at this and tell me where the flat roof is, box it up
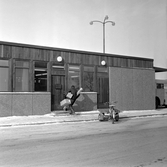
[0,41,153,61]
[154,67,167,73]
[155,79,167,83]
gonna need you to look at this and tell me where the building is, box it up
[0,41,155,117]
[155,79,167,108]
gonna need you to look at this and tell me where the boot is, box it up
[69,106,75,115]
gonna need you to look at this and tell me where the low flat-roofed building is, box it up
[0,41,155,116]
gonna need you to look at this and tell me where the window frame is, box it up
[68,64,81,90]
[34,61,48,92]
[13,59,30,92]
[0,59,9,92]
[83,65,95,92]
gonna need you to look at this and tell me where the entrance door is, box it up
[97,75,109,108]
[51,75,65,111]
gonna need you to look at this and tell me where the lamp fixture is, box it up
[57,56,63,62]
[101,60,106,66]
[90,15,115,53]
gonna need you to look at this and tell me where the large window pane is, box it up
[15,60,29,92]
[83,66,94,92]
[68,65,80,89]
[34,62,47,91]
[0,68,9,91]
[15,69,29,91]
[0,60,9,91]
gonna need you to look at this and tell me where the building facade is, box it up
[0,41,155,117]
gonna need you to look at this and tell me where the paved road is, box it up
[0,116,167,167]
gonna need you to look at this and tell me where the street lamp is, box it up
[90,15,115,53]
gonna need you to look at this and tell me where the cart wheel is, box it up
[115,115,119,121]
[98,113,104,121]
[63,106,68,111]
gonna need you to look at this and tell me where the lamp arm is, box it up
[91,20,103,24]
[105,21,115,26]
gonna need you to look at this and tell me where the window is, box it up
[157,83,164,89]
[15,60,29,91]
[68,65,80,89]
[0,60,9,91]
[34,62,47,91]
[83,66,94,92]
[97,66,109,108]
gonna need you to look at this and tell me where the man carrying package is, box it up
[60,86,83,114]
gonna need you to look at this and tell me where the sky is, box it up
[0,0,167,79]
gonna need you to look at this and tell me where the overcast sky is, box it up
[0,0,167,79]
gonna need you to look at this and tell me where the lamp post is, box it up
[90,15,115,53]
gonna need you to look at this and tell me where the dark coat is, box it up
[66,87,80,106]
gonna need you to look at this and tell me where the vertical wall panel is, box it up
[109,57,114,66]
[30,48,41,60]
[52,50,61,61]
[121,58,128,67]
[69,52,81,64]
[62,51,69,63]
[92,55,99,65]
[113,57,118,66]
[3,45,12,58]
[23,47,30,59]
[12,46,24,59]
[43,50,50,61]
[109,67,123,110]
[89,54,93,65]
[133,69,144,110]
[0,45,3,57]
[49,50,54,61]
[121,68,133,110]
[142,69,155,109]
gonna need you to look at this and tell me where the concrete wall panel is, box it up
[109,67,155,111]
[75,92,97,111]
[33,93,51,115]
[0,93,12,117]
[133,69,144,110]
[109,67,123,110]
[142,70,155,110]
[0,92,51,117]
[121,68,133,110]
[12,94,33,116]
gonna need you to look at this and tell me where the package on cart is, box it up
[66,92,73,99]
[60,99,71,107]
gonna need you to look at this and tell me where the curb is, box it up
[0,111,167,128]
[120,113,167,119]
[0,117,98,127]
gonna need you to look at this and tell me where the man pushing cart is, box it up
[60,86,83,114]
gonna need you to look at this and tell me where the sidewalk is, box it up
[0,108,167,127]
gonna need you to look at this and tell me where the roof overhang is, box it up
[154,67,167,73]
